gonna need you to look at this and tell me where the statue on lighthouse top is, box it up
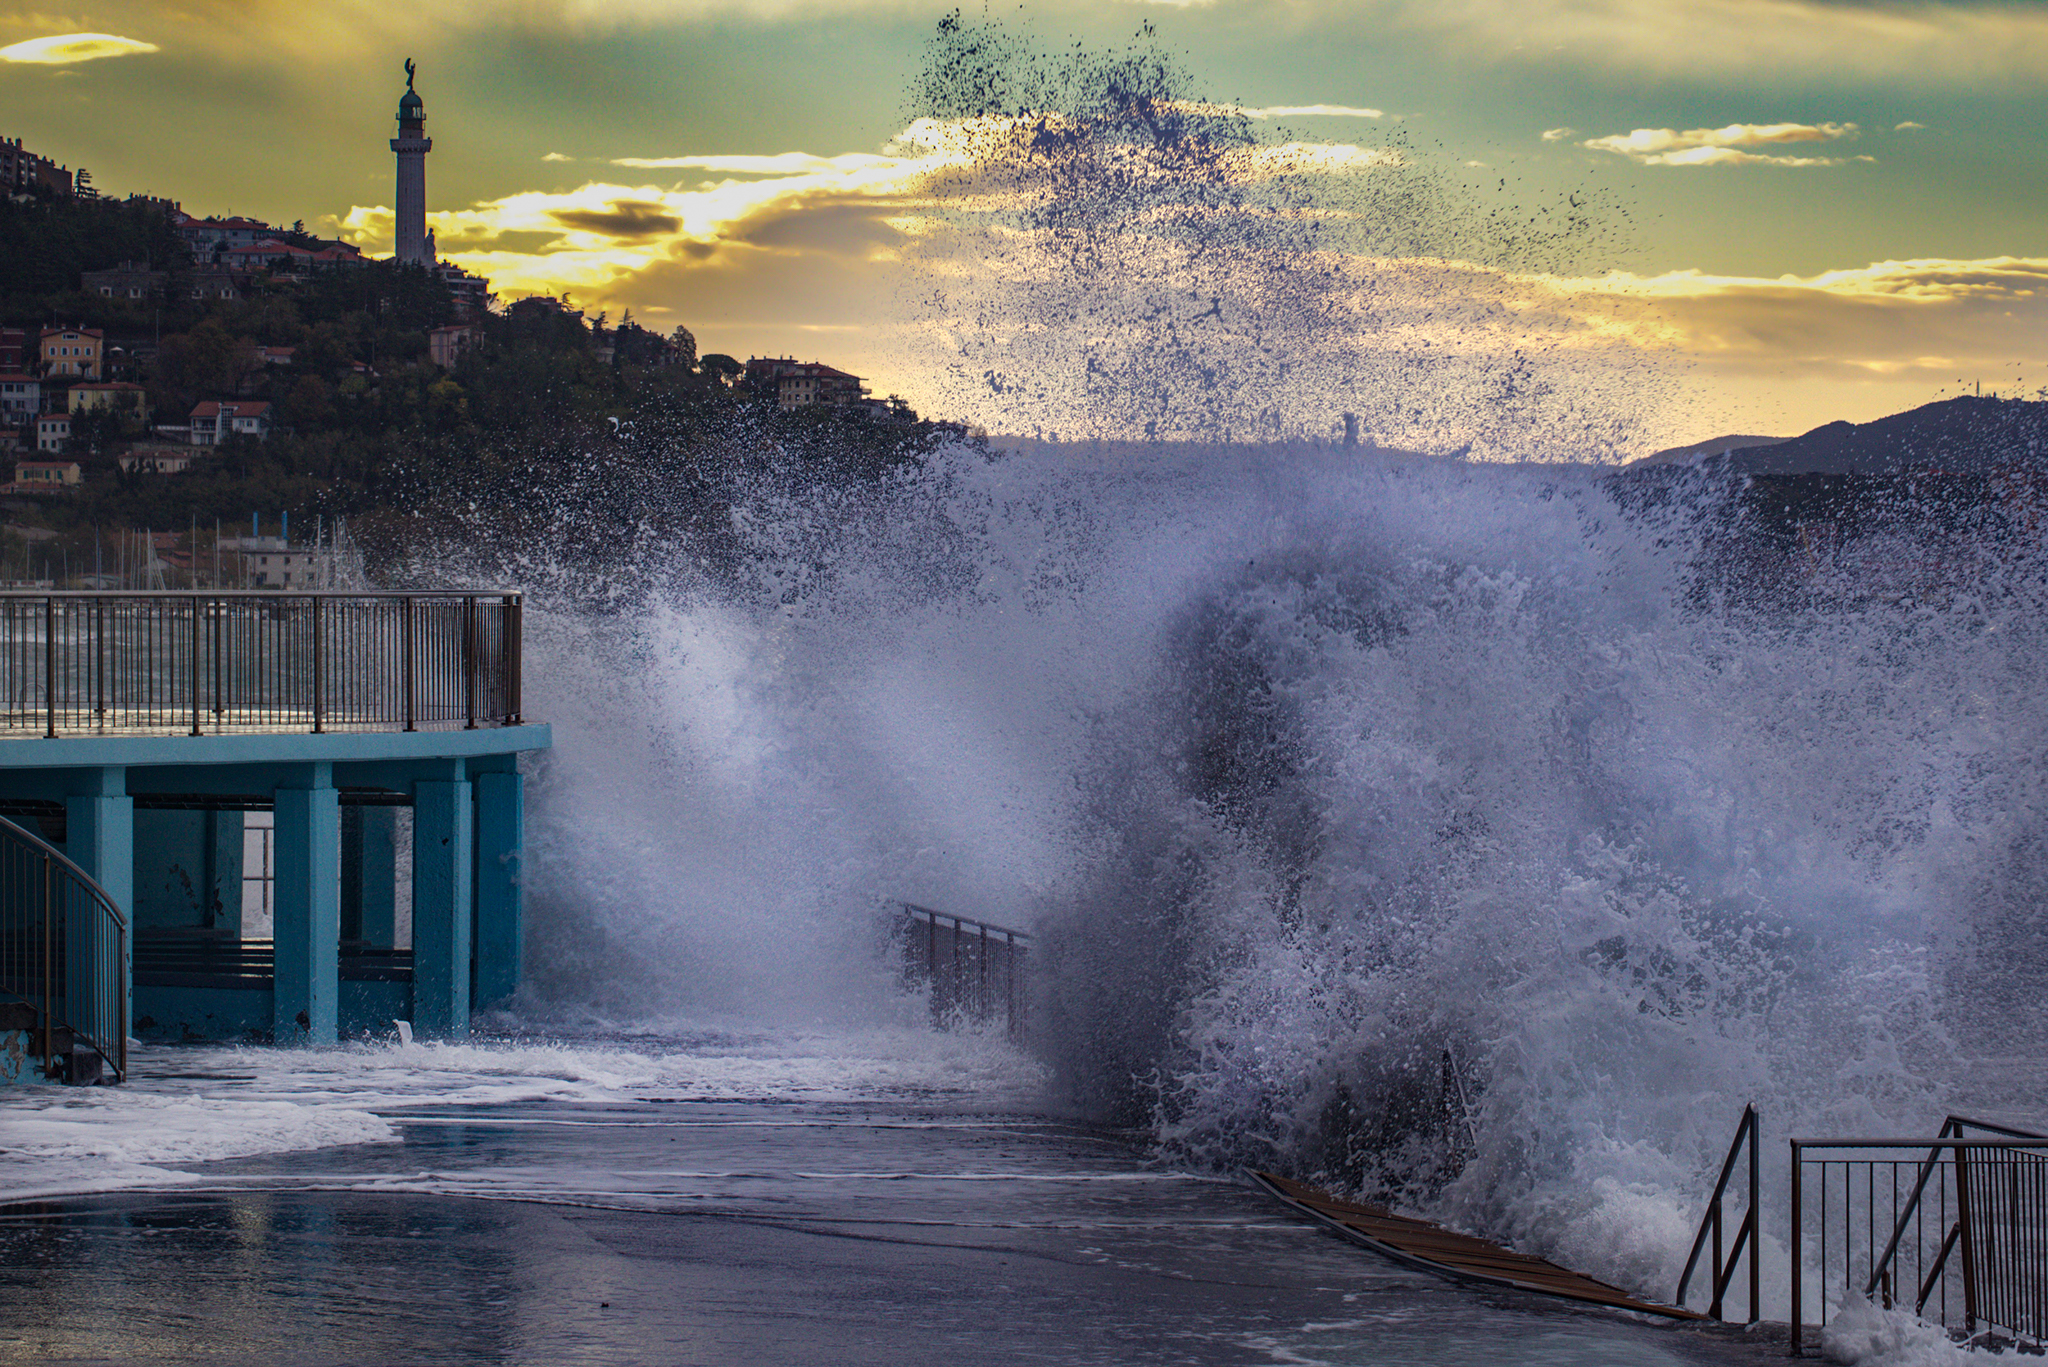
[398,58,424,124]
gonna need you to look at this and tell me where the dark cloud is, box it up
[732,200,905,255]
[549,200,682,239]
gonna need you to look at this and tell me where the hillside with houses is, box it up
[0,136,953,584]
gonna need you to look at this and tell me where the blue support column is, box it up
[273,764,338,1046]
[206,809,243,936]
[472,770,524,1008]
[412,778,472,1038]
[64,766,132,1053]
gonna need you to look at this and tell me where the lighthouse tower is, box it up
[391,58,436,266]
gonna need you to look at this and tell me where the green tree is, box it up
[152,319,256,403]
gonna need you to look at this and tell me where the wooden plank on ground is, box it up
[1250,1170,1706,1321]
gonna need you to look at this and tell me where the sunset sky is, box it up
[4,1,2047,449]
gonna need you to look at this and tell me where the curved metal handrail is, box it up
[0,812,127,1081]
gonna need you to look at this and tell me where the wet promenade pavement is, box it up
[0,1043,1787,1366]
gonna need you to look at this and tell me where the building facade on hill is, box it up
[508,295,581,322]
[117,446,196,476]
[437,262,492,316]
[67,382,151,425]
[0,375,38,425]
[40,327,103,381]
[80,261,168,302]
[745,356,869,411]
[13,459,80,487]
[391,60,435,266]
[187,266,244,302]
[0,137,72,197]
[428,324,475,368]
[0,330,22,373]
[170,212,277,255]
[219,240,366,276]
[33,415,69,453]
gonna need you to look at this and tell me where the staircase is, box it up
[0,814,128,1083]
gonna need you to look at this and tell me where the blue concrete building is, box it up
[0,591,548,1080]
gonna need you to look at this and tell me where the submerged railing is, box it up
[0,814,127,1082]
[1792,1118,2048,1354]
[0,591,522,737]
[898,902,1029,1041]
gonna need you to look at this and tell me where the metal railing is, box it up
[0,813,127,1082]
[1791,1118,2048,1354]
[0,591,523,737]
[898,902,1029,1041]
[1678,1103,1760,1323]
[132,935,413,989]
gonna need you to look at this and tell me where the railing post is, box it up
[463,594,478,729]
[94,596,104,729]
[1791,1142,1804,1356]
[188,594,202,736]
[402,595,415,732]
[1748,1109,1761,1325]
[312,595,325,733]
[503,593,521,724]
[43,595,55,738]
[1958,1139,1980,1333]
[1709,1199,1725,1321]
[40,845,52,1072]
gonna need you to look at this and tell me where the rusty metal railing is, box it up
[898,902,1029,1041]
[0,592,522,736]
[1791,1120,2048,1354]
[0,813,126,1082]
[1678,1103,1760,1323]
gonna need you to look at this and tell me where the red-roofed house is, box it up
[745,357,868,411]
[220,240,368,277]
[171,212,278,254]
[188,400,272,445]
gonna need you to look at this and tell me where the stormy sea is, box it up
[6,18,2043,1367]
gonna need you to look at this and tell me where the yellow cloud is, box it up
[613,152,906,175]
[1582,122,1865,166]
[0,31,157,63]
[338,146,940,304]
[344,114,2048,445]
[1242,104,1386,120]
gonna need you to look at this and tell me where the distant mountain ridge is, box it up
[1636,396,2048,476]
[1634,434,1789,466]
